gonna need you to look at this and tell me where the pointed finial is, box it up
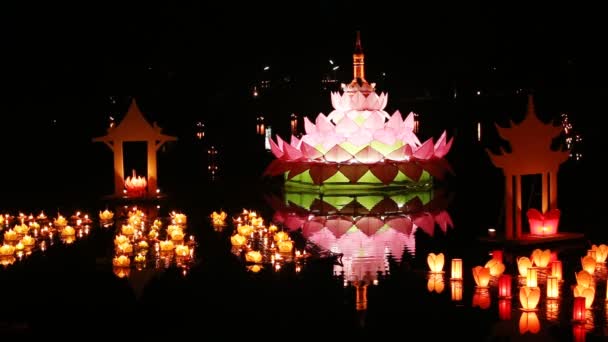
[355,30,362,53]
[527,94,535,118]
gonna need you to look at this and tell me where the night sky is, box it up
[0,2,606,208]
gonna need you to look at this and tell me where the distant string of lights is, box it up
[560,113,583,161]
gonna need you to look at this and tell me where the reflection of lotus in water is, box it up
[268,187,452,282]
[0,256,16,267]
[113,266,130,278]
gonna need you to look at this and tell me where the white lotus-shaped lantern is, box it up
[54,215,67,227]
[0,244,15,256]
[99,210,114,222]
[13,224,29,235]
[3,229,18,242]
[124,170,147,197]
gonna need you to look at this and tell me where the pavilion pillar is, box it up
[505,173,513,240]
[147,141,157,196]
[541,172,549,213]
[114,141,125,197]
[549,169,558,210]
[515,174,522,239]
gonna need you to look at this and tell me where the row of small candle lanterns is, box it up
[227,209,307,273]
[427,245,608,338]
[1,211,93,266]
[111,208,196,278]
[571,244,608,324]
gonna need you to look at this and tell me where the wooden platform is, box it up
[478,232,587,252]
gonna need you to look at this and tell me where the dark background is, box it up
[0,2,605,238]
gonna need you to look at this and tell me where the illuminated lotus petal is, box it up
[351,92,366,110]
[335,116,360,136]
[269,138,284,159]
[282,141,304,160]
[363,112,385,130]
[324,145,353,163]
[347,129,373,147]
[379,92,388,110]
[330,92,344,110]
[386,217,413,235]
[370,164,398,184]
[364,93,380,110]
[386,146,409,161]
[338,164,369,183]
[304,116,317,134]
[384,110,403,131]
[315,113,334,133]
[434,211,453,233]
[397,162,423,181]
[309,164,339,184]
[373,128,397,146]
[414,213,435,236]
[355,146,383,163]
[321,134,346,152]
[434,131,453,158]
[290,135,301,148]
[287,162,311,179]
[413,139,435,160]
[301,142,323,159]
[403,112,416,131]
[355,217,384,236]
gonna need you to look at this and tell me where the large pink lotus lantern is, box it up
[124,170,147,197]
[264,34,453,187]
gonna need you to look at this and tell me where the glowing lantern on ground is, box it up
[519,286,540,311]
[451,258,462,280]
[21,235,35,248]
[427,273,445,293]
[581,256,596,275]
[499,299,511,320]
[527,208,560,235]
[472,266,491,288]
[54,215,67,227]
[498,274,512,298]
[427,252,445,273]
[576,270,593,288]
[125,170,147,197]
[0,244,15,256]
[546,276,559,299]
[526,268,537,288]
[170,229,185,242]
[531,249,551,268]
[519,312,540,334]
[451,280,462,301]
[472,287,491,309]
[484,258,505,277]
[550,260,562,281]
[159,240,174,252]
[121,224,134,236]
[572,297,586,322]
[4,230,17,242]
[517,257,532,277]
[573,285,595,309]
